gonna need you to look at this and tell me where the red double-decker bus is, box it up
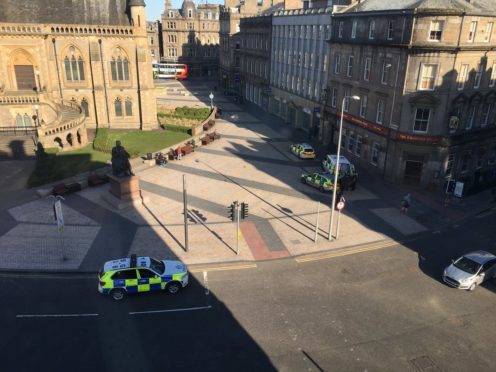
[152,63,188,79]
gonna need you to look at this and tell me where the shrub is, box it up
[161,123,192,135]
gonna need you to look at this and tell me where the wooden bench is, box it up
[202,119,215,131]
[52,183,69,196]
[201,135,212,145]
[88,174,109,187]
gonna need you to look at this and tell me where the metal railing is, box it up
[0,126,37,136]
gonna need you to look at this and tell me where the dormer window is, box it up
[188,9,192,18]
[168,11,174,18]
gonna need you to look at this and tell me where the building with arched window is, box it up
[0,0,157,153]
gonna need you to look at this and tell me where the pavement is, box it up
[0,79,494,273]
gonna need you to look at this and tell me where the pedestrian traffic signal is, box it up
[228,203,235,221]
[241,202,249,219]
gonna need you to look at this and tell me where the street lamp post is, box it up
[209,92,214,110]
[35,70,41,92]
[34,104,40,127]
[328,95,360,241]
[382,58,401,179]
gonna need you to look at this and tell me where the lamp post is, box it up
[34,104,40,127]
[209,92,214,110]
[35,69,41,92]
[382,57,401,179]
[328,95,360,241]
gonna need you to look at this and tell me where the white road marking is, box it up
[16,313,98,318]
[203,271,210,296]
[129,305,212,315]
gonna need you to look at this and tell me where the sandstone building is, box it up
[239,15,274,111]
[147,20,162,63]
[161,0,220,77]
[322,0,496,192]
[0,0,157,154]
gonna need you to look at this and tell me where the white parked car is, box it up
[443,251,496,291]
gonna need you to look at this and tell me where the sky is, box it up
[146,0,224,21]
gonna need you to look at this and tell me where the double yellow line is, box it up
[189,263,257,273]
[295,239,399,263]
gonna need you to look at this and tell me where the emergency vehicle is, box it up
[98,255,189,300]
[301,172,339,193]
[322,155,358,179]
[290,143,316,159]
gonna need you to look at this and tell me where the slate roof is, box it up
[0,0,136,26]
[348,0,496,12]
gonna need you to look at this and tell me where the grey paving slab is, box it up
[0,210,17,237]
[65,195,138,271]
[371,208,428,236]
[0,223,99,270]
[251,216,286,252]
[9,199,99,226]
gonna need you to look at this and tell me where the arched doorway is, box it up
[66,133,73,146]
[11,49,37,91]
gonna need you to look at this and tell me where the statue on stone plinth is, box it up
[111,140,133,177]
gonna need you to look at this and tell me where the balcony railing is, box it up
[0,126,37,136]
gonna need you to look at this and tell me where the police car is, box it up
[290,143,316,159]
[98,255,189,300]
[301,172,338,193]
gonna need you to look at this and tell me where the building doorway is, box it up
[14,65,36,91]
[288,107,296,127]
[404,160,423,185]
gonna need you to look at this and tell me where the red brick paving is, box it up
[240,221,290,260]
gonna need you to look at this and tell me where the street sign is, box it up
[54,199,64,232]
[454,181,464,198]
[336,196,346,211]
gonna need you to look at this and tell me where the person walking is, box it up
[176,145,182,160]
[401,193,411,213]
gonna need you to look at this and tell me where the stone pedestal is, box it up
[103,174,148,209]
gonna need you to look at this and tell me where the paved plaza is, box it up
[0,79,492,272]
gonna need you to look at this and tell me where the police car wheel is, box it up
[166,282,181,294]
[301,178,307,184]
[319,186,324,192]
[110,288,126,301]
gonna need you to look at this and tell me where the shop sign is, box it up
[396,132,443,144]
[338,112,389,135]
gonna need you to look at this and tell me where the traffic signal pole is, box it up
[183,175,188,252]
[236,201,240,255]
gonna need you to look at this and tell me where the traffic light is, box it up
[241,202,249,219]
[228,203,235,221]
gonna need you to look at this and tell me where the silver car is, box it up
[443,251,496,291]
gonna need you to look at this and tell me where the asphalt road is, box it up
[1,210,495,372]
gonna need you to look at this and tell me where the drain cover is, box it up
[409,355,443,371]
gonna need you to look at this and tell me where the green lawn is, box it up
[93,128,190,157]
[28,129,191,187]
[27,145,110,187]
